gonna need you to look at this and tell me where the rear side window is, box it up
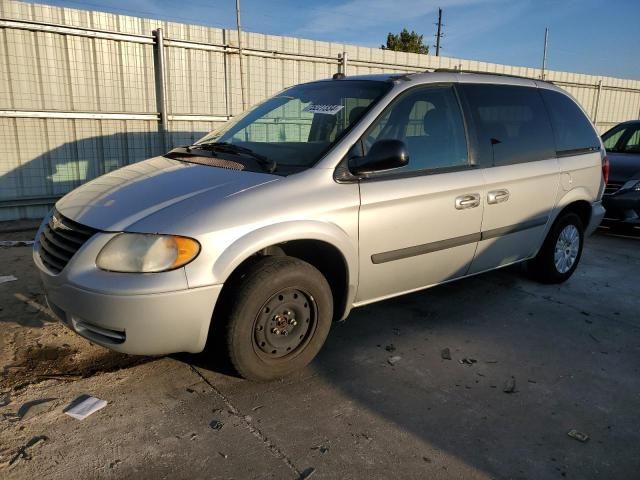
[459,84,555,166]
[540,89,600,154]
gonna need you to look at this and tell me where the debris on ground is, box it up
[440,348,452,360]
[64,395,108,420]
[218,452,228,459]
[6,435,48,468]
[387,355,402,366]
[0,394,10,407]
[311,444,330,454]
[385,344,396,352]
[485,360,498,364]
[0,275,18,284]
[567,429,590,443]
[209,420,224,430]
[459,358,477,365]
[251,405,264,411]
[503,376,517,394]
[589,333,601,343]
[298,467,316,479]
[0,240,34,248]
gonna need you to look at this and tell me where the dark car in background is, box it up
[601,120,640,232]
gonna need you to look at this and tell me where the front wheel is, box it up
[224,256,333,381]
[529,212,584,284]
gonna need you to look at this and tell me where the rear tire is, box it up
[223,256,333,381]
[529,212,584,284]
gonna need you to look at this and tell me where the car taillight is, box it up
[602,155,610,184]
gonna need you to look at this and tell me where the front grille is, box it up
[604,182,623,195]
[38,209,97,274]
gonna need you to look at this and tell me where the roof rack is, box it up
[430,68,551,84]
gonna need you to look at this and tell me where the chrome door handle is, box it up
[487,189,510,204]
[455,193,480,209]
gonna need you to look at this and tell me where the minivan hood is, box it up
[55,156,278,231]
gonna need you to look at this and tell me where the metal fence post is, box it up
[153,28,169,150]
[593,79,603,127]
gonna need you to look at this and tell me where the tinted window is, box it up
[460,84,555,166]
[540,89,600,153]
[364,85,468,173]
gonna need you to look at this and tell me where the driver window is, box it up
[364,85,469,173]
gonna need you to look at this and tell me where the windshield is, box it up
[193,80,392,172]
[602,123,640,154]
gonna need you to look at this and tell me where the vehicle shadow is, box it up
[187,223,640,478]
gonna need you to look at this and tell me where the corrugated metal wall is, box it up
[1,0,639,220]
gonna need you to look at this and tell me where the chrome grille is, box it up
[604,182,623,195]
[38,209,97,274]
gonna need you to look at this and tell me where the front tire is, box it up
[224,256,333,381]
[529,212,584,284]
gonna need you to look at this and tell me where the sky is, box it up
[32,0,640,80]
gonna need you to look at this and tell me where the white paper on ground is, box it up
[64,396,108,420]
[0,275,18,284]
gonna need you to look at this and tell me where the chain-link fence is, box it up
[1,0,639,220]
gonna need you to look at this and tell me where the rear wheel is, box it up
[529,212,584,284]
[224,256,333,381]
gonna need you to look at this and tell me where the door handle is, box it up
[455,193,480,210]
[487,189,510,204]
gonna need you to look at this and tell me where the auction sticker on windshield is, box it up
[303,104,344,115]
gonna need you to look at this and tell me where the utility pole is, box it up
[235,0,247,110]
[541,27,548,80]
[435,8,443,56]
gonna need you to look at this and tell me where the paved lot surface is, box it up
[1,226,639,479]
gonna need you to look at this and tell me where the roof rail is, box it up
[430,68,551,84]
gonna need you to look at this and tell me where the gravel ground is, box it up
[1,225,639,479]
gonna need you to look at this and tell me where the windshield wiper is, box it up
[190,142,277,173]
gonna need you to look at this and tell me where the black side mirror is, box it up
[348,139,409,175]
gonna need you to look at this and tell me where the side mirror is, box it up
[348,139,409,175]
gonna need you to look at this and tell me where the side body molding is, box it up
[211,220,359,319]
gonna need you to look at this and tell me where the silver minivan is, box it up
[34,72,606,380]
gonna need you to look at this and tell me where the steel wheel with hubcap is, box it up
[223,256,333,381]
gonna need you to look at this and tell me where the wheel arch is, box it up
[212,221,358,323]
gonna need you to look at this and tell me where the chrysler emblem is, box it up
[51,214,70,231]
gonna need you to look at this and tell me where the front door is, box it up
[355,85,485,304]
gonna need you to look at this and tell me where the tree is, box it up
[382,28,429,55]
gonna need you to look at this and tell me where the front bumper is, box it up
[602,190,640,225]
[43,277,222,355]
[33,221,222,355]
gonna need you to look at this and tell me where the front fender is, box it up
[184,220,359,318]
[214,220,357,285]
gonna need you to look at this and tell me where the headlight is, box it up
[96,233,200,273]
[621,179,640,191]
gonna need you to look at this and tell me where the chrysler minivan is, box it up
[34,71,606,380]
